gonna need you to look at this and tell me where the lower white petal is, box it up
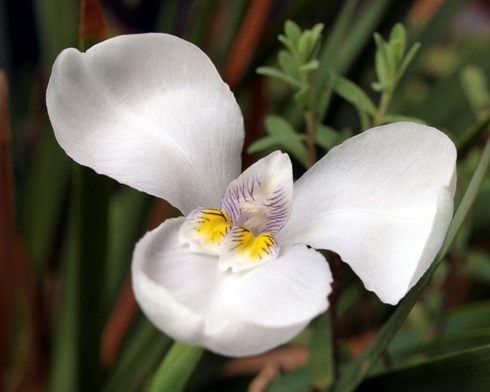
[132,217,332,357]
[278,122,457,305]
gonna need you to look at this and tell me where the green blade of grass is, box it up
[146,342,204,392]
[357,344,490,392]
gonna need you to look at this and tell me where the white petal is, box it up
[132,217,332,357]
[47,33,244,215]
[221,151,293,235]
[278,122,457,305]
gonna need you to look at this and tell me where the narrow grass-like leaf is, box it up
[358,344,490,392]
[105,187,152,306]
[103,318,169,392]
[185,0,219,47]
[48,216,79,392]
[22,131,71,282]
[146,342,204,392]
[309,313,335,389]
[331,134,490,392]
[455,108,490,157]
[394,328,490,363]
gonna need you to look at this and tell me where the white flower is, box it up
[46,33,457,357]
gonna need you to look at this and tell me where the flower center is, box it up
[179,208,279,272]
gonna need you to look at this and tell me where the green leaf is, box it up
[315,125,339,150]
[48,217,79,392]
[299,59,320,72]
[396,42,421,82]
[308,313,334,389]
[373,33,395,87]
[298,31,314,62]
[460,65,490,115]
[358,344,490,392]
[284,20,302,47]
[298,24,323,62]
[278,34,298,58]
[257,66,302,88]
[22,131,71,282]
[248,136,283,154]
[278,50,300,79]
[331,133,490,392]
[389,23,406,63]
[103,319,169,392]
[332,73,377,116]
[310,23,325,44]
[146,342,203,392]
[315,125,352,150]
[265,115,308,166]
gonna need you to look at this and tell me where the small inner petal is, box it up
[221,151,293,236]
[179,208,232,255]
[219,226,280,272]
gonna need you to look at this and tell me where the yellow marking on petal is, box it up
[193,209,232,247]
[229,226,278,263]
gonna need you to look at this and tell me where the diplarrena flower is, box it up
[46,33,457,357]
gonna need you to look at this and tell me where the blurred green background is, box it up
[1,0,490,391]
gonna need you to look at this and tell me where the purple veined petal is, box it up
[221,151,293,235]
[278,122,457,305]
[47,33,244,215]
[132,217,332,357]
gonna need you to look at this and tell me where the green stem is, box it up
[373,89,393,127]
[147,342,204,392]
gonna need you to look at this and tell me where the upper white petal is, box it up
[47,33,244,215]
[278,122,457,305]
[132,217,332,357]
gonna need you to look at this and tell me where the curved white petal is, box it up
[132,217,332,357]
[221,151,293,235]
[278,122,457,305]
[47,33,244,215]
